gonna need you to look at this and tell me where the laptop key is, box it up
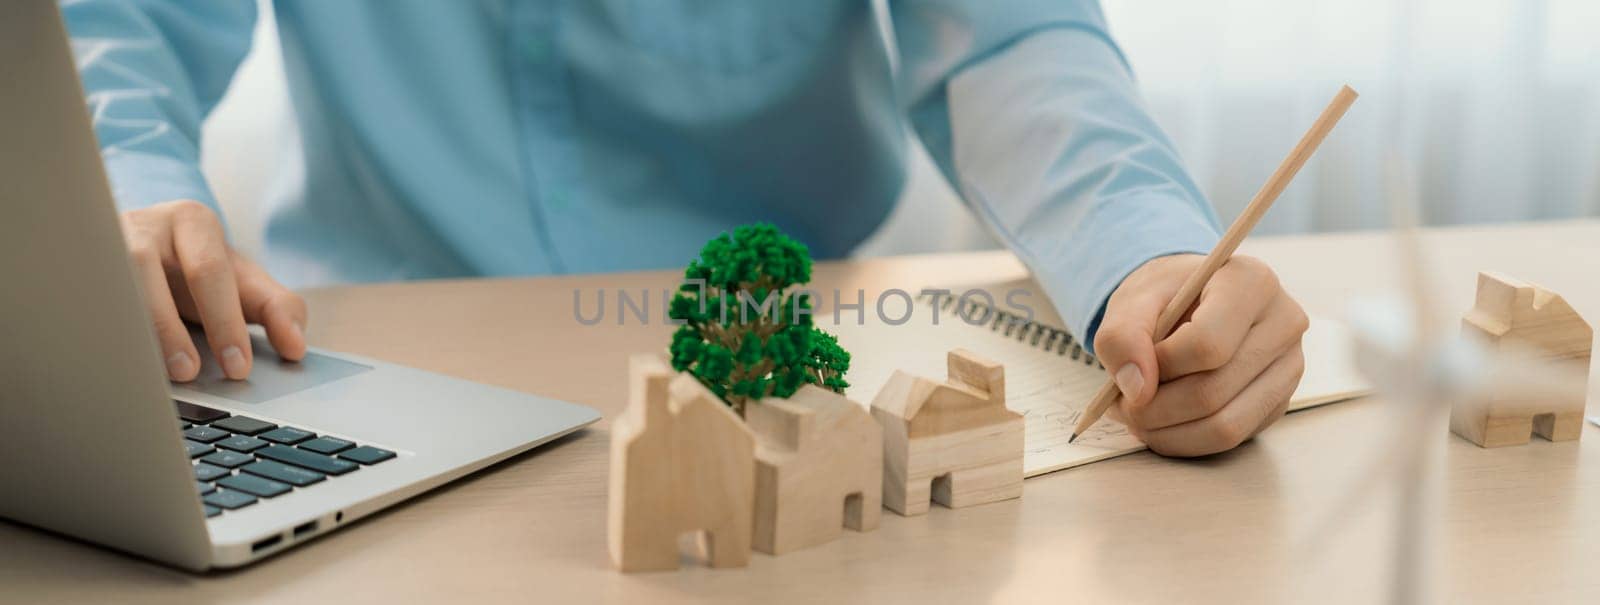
[197,481,215,495]
[174,400,229,424]
[217,435,268,453]
[211,416,277,436]
[298,437,354,455]
[203,489,257,510]
[217,474,291,498]
[259,426,315,445]
[184,440,214,459]
[257,445,357,475]
[204,505,222,518]
[242,460,325,487]
[200,450,254,469]
[181,421,192,430]
[183,426,230,443]
[194,462,230,482]
[338,446,396,465]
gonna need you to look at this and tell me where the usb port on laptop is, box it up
[251,534,283,553]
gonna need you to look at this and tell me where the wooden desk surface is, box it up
[6,220,1600,604]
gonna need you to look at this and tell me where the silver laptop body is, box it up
[0,0,601,570]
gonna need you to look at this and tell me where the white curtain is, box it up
[860,0,1600,255]
[1104,0,1600,234]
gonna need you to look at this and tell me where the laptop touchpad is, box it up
[182,329,373,403]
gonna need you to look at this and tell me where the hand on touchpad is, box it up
[183,329,372,403]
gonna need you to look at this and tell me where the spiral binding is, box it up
[917,291,1102,369]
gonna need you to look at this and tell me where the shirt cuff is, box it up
[101,151,221,214]
[1024,192,1220,354]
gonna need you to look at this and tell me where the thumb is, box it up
[1093,300,1162,416]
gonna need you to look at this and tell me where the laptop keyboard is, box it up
[175,400,395,518]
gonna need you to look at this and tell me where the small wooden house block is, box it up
[747,385,882,555]
[608,355,755,572]
[1454,272,1593,448]
[870,348,1023,516]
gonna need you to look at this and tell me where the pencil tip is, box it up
[1067,433,1079,444]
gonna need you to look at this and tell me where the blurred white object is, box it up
[1312,162,1592,605]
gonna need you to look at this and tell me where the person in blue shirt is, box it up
[65,0,1308,457]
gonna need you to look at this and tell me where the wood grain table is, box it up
[5,220,1600,604]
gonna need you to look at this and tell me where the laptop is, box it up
[0,1,601,570]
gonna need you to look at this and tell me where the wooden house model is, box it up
[869,349,1023,516]
[1454,272,1592,447]
[608,355,754,571]
[747,385,882,555]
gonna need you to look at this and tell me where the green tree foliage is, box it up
[668,223,851,416]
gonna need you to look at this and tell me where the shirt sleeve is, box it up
[890,0,1221,351]
[61,0,257,216]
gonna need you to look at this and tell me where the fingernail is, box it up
[1114,363,1144,401]
[166,352,195,380]
[220,345,248,379]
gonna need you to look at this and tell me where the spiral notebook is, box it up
[828,279,1371,478]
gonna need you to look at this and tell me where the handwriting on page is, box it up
[1023,407,1128,450]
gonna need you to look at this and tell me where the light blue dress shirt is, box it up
[62,0,1219,347]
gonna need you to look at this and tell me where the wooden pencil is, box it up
[1068,85,1359,444]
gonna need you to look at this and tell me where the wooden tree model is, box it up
[668,223,849,416]
[870,349,1023,516]
[747,385,882,555]
[608,355,755,572]
[1454,271,1592,447]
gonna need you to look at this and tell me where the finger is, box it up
[234,254,308,361]
[1250,385,1293,440]
[1154,257,1279,380]
[1106,402,1150,443]
[170,203,252,380]
[1139,342,1305,458]
[1250,345,1303,439]
[1094,288,1167,412]
[122,221,201,382]
[1133,294,1306,430]
[1105,403,1127,425]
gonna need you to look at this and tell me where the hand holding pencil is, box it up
[1080,86,1359,457]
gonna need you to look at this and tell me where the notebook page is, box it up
[828,285,1370,478]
